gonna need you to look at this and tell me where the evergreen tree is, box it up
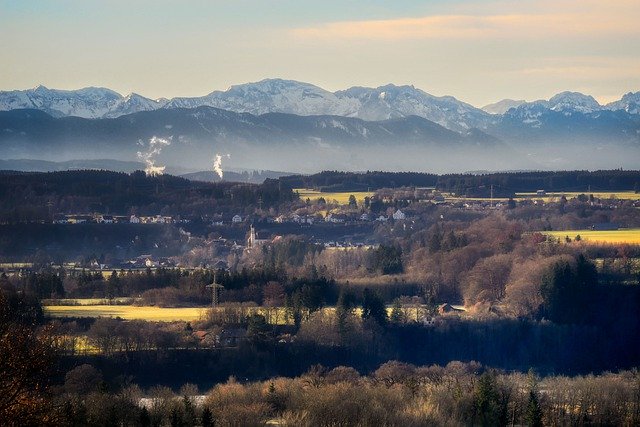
[138,407,151,427]
[201,407,213,427]
[473,373,508,427]
[362,288,387,326]
[525,390,544,427]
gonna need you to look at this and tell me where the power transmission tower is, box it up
[206,274,225,308]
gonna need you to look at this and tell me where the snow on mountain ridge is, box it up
[547,91,601,114]
[1,81,638,131]
[0,85,124,118]
[606,92,640,115]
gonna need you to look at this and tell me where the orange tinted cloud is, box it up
[291,2,640,41]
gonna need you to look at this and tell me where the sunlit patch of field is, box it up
[45,304,293,324]
[544,229,640,245]
[445,196,509,203]
[42,297,135,306]
[45,305,208,322]
[294,188,374,205]
[444,191,639,204]
[44,303,447,324]
[515,191,640,202]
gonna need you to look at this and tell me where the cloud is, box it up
[291,1,640,41]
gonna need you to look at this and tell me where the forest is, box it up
[280,169,640,195]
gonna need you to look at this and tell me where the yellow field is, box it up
[294,188,374,205]
[445,191,639,204]
[516,191,640,202]
[45,304,291,323]
[544,228,640,245]
[44,304,446,323]
[42,297,134,306]
[45,305,208,322]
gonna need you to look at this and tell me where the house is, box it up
[392,209,406,220]
[536,190,546,196]
[53,214,68,224]
[438,303,465,315]
[97,215,114,224]
[67,215,93,224]
[217,327,247,347]
[376,215,388,222]
[232,214,243,223]
[433,194,446,203]
[192,330,217,347]
[360,213,370,221]
[211,259,229,270]
[325,213,346,223]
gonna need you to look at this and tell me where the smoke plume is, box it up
[137,136,171,176]
[213,153,230,179]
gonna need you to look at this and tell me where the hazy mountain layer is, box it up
[0,107,530,173]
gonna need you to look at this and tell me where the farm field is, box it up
[45,304,290,323]
[515,191,640,201]
[44,303,453,323]
[42,297,134,306]
[444,191,639,204]
[544,228,640,244]
[45,305,208,322]
[294,188,374,205]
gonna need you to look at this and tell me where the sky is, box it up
[1,0,639,107]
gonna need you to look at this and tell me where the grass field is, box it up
[45,304,292,323]
[45,305,208,322]
[44,303,450,323]
[445,191,639,204]
[516,191,640,201]
[294,188,375,205]
[544,228,640,244]
[42,297,134,306]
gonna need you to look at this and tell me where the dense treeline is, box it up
[437,169,640,197]
[0,223,187,262]
[277,169,640,195]
[52,360,640,426]
[0,170,294,222]
[279,171,439,191]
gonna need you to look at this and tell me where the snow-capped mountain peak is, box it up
[1,81,638,129]
[547,91,601,114]
[606,91,640,115]
[334,83,491,131]
[0,85,122,118]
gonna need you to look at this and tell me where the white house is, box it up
[232,214,243,223]
[376,215,388,222]
[392,209,406,220]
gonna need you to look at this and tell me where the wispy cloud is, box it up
[291,1,640,41]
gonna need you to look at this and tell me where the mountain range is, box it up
[0,79,638,173]
[2,79,638,130]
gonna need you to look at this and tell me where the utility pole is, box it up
[490,184,494,208]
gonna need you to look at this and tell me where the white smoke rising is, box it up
[137,136,172,176]
[213,153,230,179]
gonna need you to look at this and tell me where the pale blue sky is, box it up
[1,0,638,106]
